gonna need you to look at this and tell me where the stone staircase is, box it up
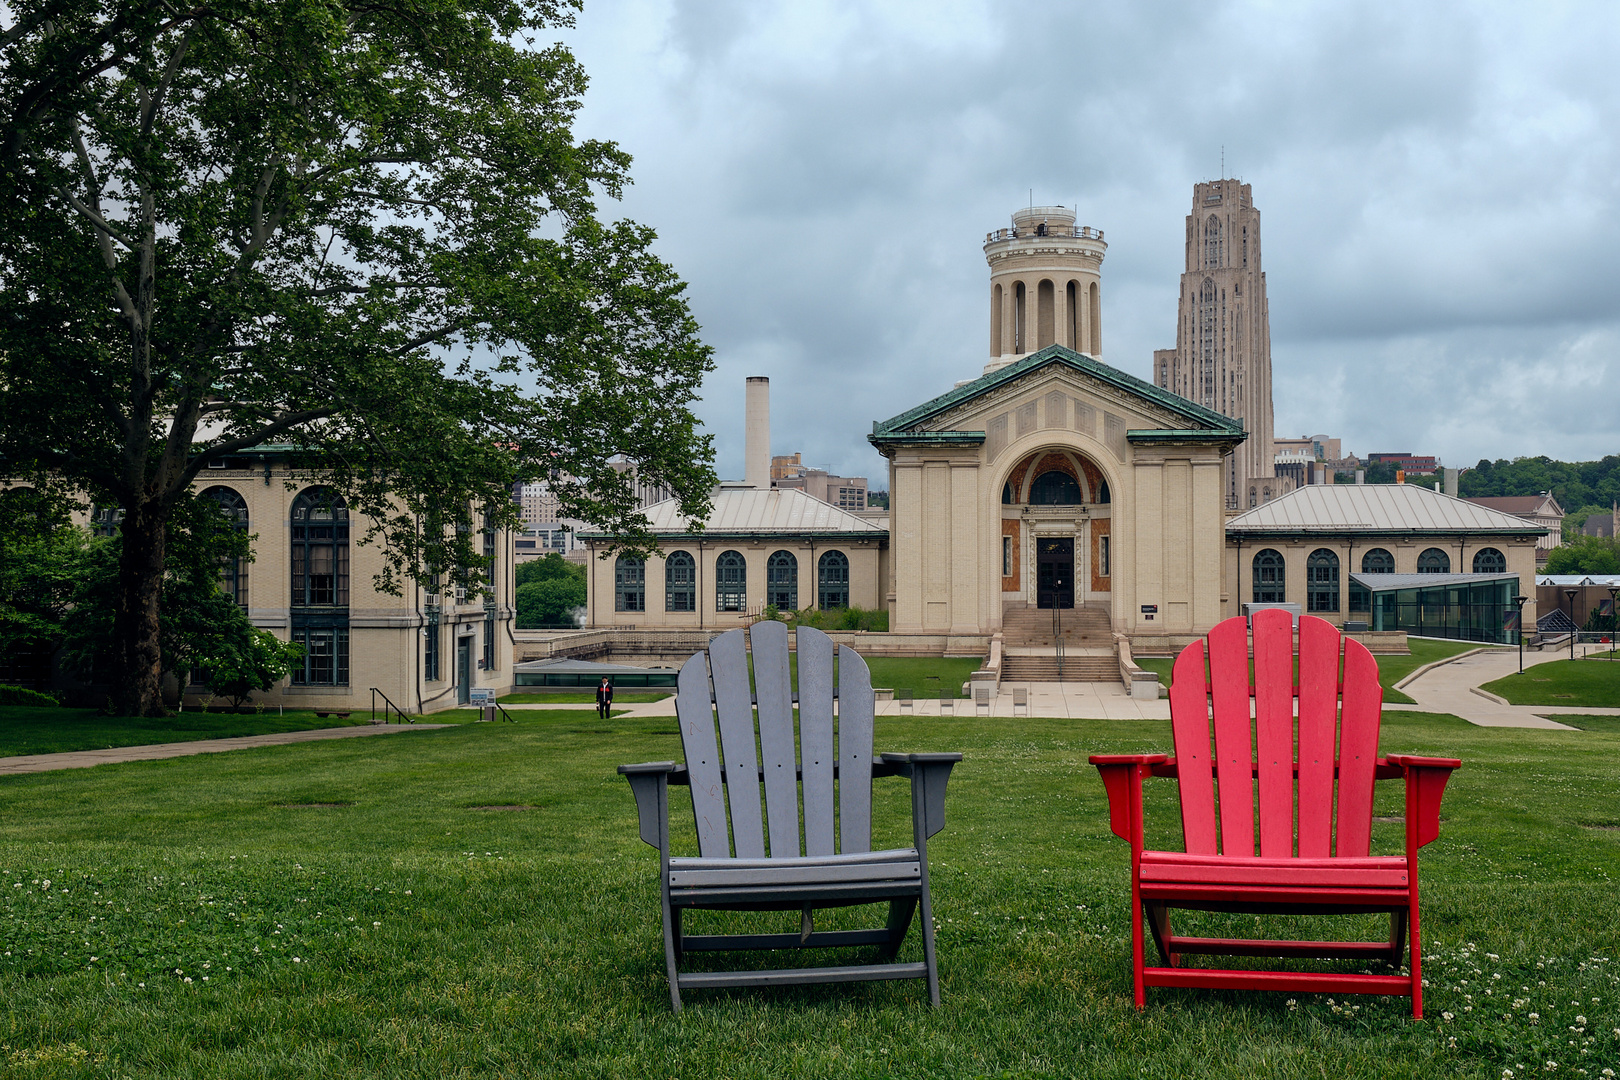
[1000,602,1117,682]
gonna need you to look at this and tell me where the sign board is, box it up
[469,688,495,705]
[1140,605,1157,614]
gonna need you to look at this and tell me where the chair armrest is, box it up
[1089,754,1168,843]
[618,761,678,851]
[879,752,963,840]
[1381,755,1462,849]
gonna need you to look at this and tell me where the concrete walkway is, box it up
[1397,644,1620,729]
[0,723,454,776]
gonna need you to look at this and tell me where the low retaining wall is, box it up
[513,628,992,666]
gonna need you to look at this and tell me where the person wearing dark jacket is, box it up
[596,677,613,719]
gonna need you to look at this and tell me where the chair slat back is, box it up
[675,626,876,859]
[709,629,765,858]
[798,626,837,857]
[1168,611,1384,858]
[838,644,876,855]
[676,651,729,858]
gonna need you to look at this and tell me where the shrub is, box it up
[791,606,889,633]
[0,684,60,707]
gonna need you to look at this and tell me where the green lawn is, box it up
[1481,657,1620,707]
[0,709,1616,1077]
[865,656,983,698]
[1136,638,1492,706]
[0,706,375,758]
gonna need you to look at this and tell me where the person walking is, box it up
[596,677,613,719]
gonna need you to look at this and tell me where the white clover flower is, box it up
[1576,1016,1586,1025]
[1442,1011,1455,1021]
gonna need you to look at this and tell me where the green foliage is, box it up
[194,630,305,710]
[1461,454,1620,513]
[514,553,584,589]
[791,606,890,632]
[514,575,586,629]
[0,0,716,712]
[0,685,58,707]
[1544,535,1620,575]
[1563,503,1613,534]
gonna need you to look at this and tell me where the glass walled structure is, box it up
[1348,573,1520,644]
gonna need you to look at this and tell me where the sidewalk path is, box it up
[0,723,454,776]
[1397,646,1620,729]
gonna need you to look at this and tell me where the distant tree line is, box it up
[1459,456,1620,531]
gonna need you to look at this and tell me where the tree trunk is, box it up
[111,498,169,716]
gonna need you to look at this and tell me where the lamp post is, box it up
[1513,594,1530,673]
[1608,586,1619,661]
[1565,587,1579,660]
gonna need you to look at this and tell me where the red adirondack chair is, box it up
[1090,609,1460,1016]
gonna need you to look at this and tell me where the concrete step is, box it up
[1000,656,1118,682]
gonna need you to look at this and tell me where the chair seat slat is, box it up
[798,627,837,856]
[838,645,875,855]
[709,629,764,858]
[1208,617,1254,856]
[676,652,729,858]
[1297,617,1342,857]
[751,621,801,858]
[1252,608,1295,859]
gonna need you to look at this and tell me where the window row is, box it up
[616,550,852,613]
[1251,547,1508,608]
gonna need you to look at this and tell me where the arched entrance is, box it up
[1000,448,1113,610]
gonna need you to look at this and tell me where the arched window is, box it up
[1253,549,1285,603]
[766,550,798,610]
[200,486,249,606]
[665,551,695,612]
[1472,547,1507,574]
[615,555,645,612]
[1204,214,1223,268]
[990,283,1002,354]
[1306,549,1340,613]
[1002,482,1013,505]
[1097,479,1110,504]
[818,550,849,610]
[1013,281,1026,353]
[290,488,349,686]
[91,504,124,537]
[1361,548,1395,574]
[1029,470,1082,505]
[715,550,747,612]
[1417,548,1450,574]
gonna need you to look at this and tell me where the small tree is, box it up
[1544,536,1620,575]
[195,629,304,710]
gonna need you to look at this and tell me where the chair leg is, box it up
[917,884,941,1006]
[1146,902,1178,966]
[1131,887,1147,1009]
[879,897,917,960]
[1387,908,1408,968]
[662,895,682,1012]
[1408,896,1424,1019]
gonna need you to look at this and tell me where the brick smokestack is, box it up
[745,377,770,489]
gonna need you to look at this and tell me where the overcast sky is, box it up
[559,1,1620,486]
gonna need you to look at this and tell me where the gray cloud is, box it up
[561,0,1620,481]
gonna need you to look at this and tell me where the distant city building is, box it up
[1580,503,1618,538]
[1154,179,1278,509]
[512,460,674,564]
[1367,452,1440,475]
[1274,434,1342,463]
[770,452,868,511]
[1462,493,1565,556]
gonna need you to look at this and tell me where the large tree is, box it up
[0,1,714,715]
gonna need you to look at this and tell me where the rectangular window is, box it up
[1100,536,1110,578]
[483,611,496,671]
[1002,536,1012,577]
[424,610,441,681]
[292,625,349,686]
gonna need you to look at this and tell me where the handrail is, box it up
[1053,604,1065,680]
[495,701,517,723]
[371,687,412,724]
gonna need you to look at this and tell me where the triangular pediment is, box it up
[871,345,1243,441]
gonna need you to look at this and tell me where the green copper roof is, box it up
[869,344,1245,443]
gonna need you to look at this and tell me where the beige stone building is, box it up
[1463,493,1565,556]
[870,343,1243,646]
[1224,484,1542,641]
[578,485,887,628]
[79,452,514,714]
[1154,179,1280,509]
[984,206,1105,370]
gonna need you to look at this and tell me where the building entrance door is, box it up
[1036,538,1074,609]
[456,637,472,705]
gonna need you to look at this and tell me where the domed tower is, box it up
[983,206,1107,375]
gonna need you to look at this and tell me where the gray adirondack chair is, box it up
[619,622,962,1011]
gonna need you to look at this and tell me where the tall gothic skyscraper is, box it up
[1153,179,1279,508]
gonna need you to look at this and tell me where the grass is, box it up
[1,709,1617,1077]
[1481,657,1620,707]
[1132,638,1490,705]
[0,706,372,758]
[865,656,983,698]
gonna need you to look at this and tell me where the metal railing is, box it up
[370,687,411,724]
[985,225,1104,242]
[1052,605,1065,680]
